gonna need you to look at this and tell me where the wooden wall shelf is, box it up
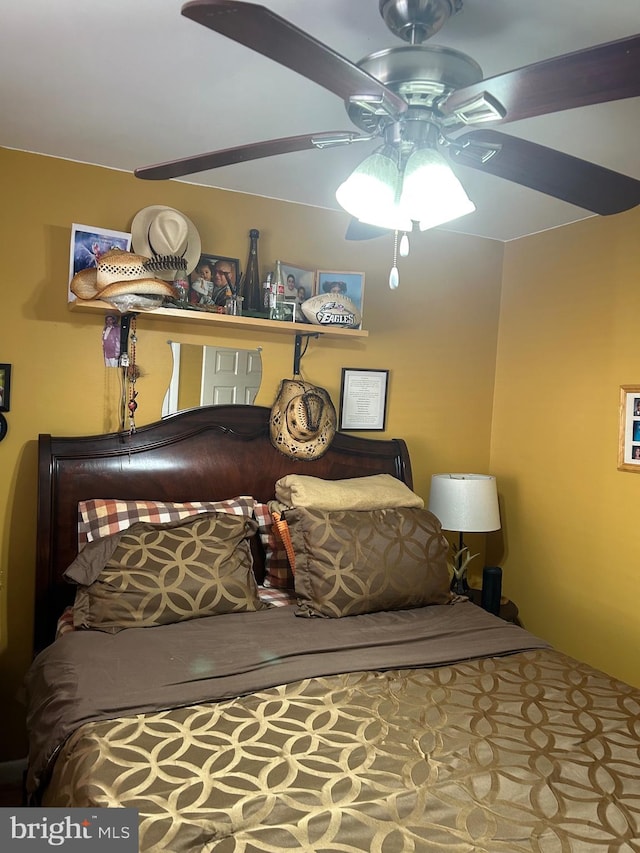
[69,299,368,339]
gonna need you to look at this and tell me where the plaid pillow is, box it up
[55,606,76,640]
[253,502,293,589]
[257,586,296,607]
[78,497,256,547]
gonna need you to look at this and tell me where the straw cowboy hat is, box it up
[69,249,175,312]
[269,379,337,460]
[130,205,201,279]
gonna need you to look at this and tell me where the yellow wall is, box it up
[0,148,503,759]
[490,210,640,688]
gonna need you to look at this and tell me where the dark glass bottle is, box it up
[243,228,262,313]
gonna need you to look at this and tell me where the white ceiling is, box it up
[2,0,638,241]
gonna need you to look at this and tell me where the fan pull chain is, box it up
[389,230,410,289]
[389,231,400,289]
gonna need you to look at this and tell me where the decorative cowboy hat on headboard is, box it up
[269,379,337,461]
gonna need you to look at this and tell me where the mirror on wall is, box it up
[162,341,262,417]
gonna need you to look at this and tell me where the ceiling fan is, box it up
[135,0,640,240]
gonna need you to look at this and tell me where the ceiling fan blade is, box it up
[181,0,407,120]
[135,132,359,180]
[449,129,640,215]
[345,218,392,241]
[442,34,640,125]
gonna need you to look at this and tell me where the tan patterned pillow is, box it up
[70,512,264,632]
[287,506,452,618]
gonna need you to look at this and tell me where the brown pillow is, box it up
[70,512,264,632]
[287,506,452,618]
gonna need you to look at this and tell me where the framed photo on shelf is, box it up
[68,223,132,301]
[316,271,365,327]
[617,385,640,472]
[188,254,240,308]
[280,262,316,302]
[0,363,12,412]
[339,368,389,431]
[280,301,297,322]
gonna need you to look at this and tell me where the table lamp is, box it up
[428,473,501,595]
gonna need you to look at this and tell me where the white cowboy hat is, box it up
[130,205,202,279]
[269,379,337,461]
[69,249,175,312]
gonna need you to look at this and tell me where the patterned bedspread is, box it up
[26,605,640,852]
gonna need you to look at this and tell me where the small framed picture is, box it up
[316,271,365,328]
[617,385,640,471]
[280,262,316,303]
[282,301,298,322]
[188,254,240,309]
[339,368,389,431]
[0,363,12,412]
[69,224,132,301]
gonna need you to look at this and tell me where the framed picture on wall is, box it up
[339,368,389,431]
[0,363,11,412]
[617,385,640,472]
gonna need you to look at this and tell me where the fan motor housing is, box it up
[347,45,483,132]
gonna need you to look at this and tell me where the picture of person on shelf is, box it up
[191,259,236,308]
[323,280,348,296]
[634,398,640,416]
[294,285,309,323]
[211,260,236,305]
[189,260,215,305]
[285,273,297,299]
[633,445,640,460]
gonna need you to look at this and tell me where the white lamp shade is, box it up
[428,473,500,532]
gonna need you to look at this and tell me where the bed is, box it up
[27,404,640,851]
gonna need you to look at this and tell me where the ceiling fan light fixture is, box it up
[400,146,476,229]
[336,149,413,231]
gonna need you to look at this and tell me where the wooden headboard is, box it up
[36,405,412,653]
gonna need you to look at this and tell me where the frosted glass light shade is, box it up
[400,147,476,231]
[335,151,413,232]
[428,473,500,532]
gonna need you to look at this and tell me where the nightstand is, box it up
[466,587,520,624]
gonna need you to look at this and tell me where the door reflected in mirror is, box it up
[162,342,262,416]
